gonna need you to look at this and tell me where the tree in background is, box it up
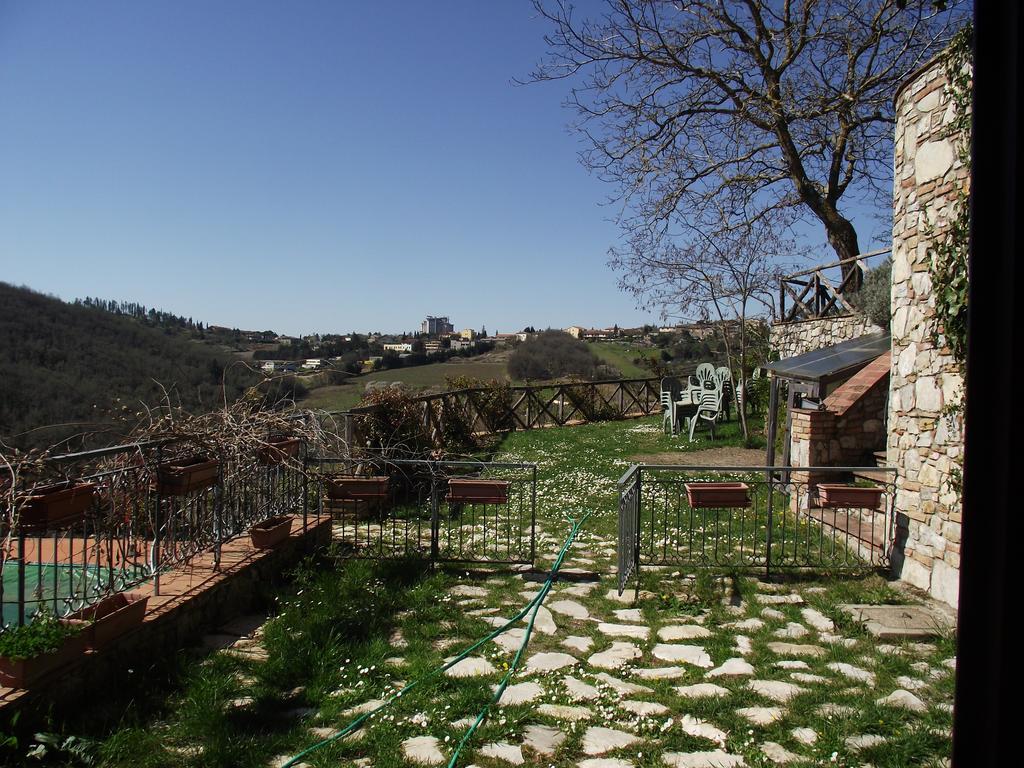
[531,0,967,283]
[509,330,610,381]
[612,206,794,442]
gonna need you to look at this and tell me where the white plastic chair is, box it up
[689,384,723,441]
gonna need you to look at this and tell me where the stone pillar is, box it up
[888,55,969,607]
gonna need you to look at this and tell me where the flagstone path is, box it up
[312,524,956,767]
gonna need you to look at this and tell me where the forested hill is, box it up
[0,282,256,451]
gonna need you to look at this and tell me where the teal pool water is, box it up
[1,562,117,625]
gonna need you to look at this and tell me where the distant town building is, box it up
[421,315,454,335]
[301,359,321,370]
[450,339,475,351]
[460,328,477,340]
[565,326,585,339]
[383,343,413,352]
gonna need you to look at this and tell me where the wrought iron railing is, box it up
[1,438,309,630]
[617,465,897,593]
[311,456,537,566]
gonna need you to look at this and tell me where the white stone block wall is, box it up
[888,57,968,608]
[770,315,882,360]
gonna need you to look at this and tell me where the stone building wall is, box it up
[770,314,882,360]
[887,56,968,608]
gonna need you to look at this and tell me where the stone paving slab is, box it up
[839,603,954,639]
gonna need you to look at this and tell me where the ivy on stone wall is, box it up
[928,25,972,369]
[931,24,972,498]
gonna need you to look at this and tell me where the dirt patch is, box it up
[630,446,772,467]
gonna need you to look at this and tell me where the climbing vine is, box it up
[928,24,972,369]
[929,24,972,497]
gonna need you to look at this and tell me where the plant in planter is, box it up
[447,478,511,504]
[155,455,220,496]
[684,481,751,509]
[67,591,149,650]
[15,480,98,531]
[816,483,885,510]
[257,436,302,465]
[249,515,293,549]
[0,612,86,688]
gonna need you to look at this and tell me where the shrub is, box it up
[850,259,892,330]
[445,376,515,433]
[0,612,82,661]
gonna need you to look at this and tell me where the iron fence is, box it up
[311,457,537,566]
[617,465,897,593]
[1,438,309,630]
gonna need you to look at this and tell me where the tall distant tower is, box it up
[421,315,454,336]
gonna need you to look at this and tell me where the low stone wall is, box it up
[770,314,882,360]
[887,54,967,608]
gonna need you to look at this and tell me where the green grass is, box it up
[588,341,660,379]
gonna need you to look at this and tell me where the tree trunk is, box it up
[822,209,862,289]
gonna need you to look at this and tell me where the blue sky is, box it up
[0,1,890,336]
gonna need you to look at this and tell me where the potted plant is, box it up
[249,515,293,549]
[0,613,87,688]
[447,478,511,504]
[816,483,885,510]
[257,436,302,465]
[68,591,149,650]
[156,455,220,496]
[684,481,751,509]
[326,475,389,501]
[16,480,98,531]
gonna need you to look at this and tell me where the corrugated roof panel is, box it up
[765,332,890,384]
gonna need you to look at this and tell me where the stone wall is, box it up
[887,55,968,608]
[770,314,882,360]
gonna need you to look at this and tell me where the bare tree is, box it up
[611,206,796,440]
[530,0,967,281]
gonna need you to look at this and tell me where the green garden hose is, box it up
[281,510,593,768]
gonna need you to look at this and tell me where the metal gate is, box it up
[618,464,897,593]
[313,457,536,566]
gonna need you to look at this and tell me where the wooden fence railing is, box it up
[337,377,662,450]
[778,249,890,323]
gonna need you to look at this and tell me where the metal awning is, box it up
[764,332,890,388]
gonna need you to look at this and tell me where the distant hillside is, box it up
[0,282,256,451]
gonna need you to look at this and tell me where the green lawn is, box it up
[589,341,661,379]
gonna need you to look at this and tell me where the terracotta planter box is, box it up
[16,481,98,530]
[156,456,219,496]
[684,482,751,509]
[258,437,301,465]
[69,591,149,650]
[817,484,885,510]
[326,476,389,500]
[249,515,293,549]
[447,479,511,504]
[0,621,87,688]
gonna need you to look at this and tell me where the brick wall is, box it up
[788,353,890,514]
